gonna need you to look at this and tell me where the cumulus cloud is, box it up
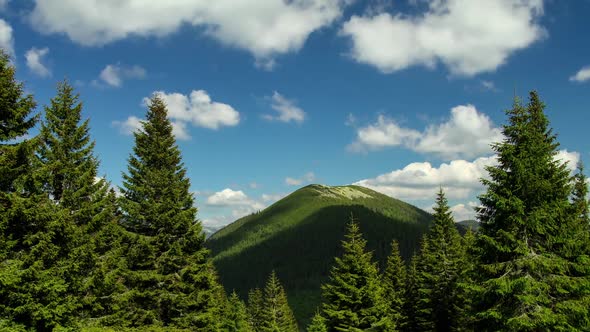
[29,0,350,66]
[25,47,51,77]
[263,91,306,124]
[205,188,266,223]
[0,19,14,56]
[355,149,580,202]
[555,149,580,173]
[450,202,479,221]
[112,116,143,136]
[98,64,146,87]
[350,105,503,160]
[113,90,239,140]
[150,90,240,132]
[285,172,316,186]
[340,0,545,76]
[569,66,590,83]
[355,156,496,201]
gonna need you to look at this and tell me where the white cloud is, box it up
[149,90,240,131]
[205,188,267,224]
[0,19,14,56]
[355,156,496,201]
[207,189,254,206]
[350,105,503,160]
[285,172,316,186]
[25,47,51,77]
[263,91,306,124]
[98,64,146,87]
[29,0,350,66]
[355,149,579,202]
[112,116,143,136]
[348,115,421,152]
[340,0,545,76]
[450,202,479,221]
[555,149,580,173]
[569,66,590,83]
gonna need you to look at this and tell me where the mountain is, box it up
[203,225,221,239]
[206,184,433,326]
[457,219,480,232]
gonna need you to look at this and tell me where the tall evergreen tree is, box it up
[321,216,390,331]
[413,188,467,332]
[0,50,37,194]
[402,253,420,332]
[39,80,108,222]
[260,271,298,332]
[222,291,253,332]
[571,162,589,226]
[382,240,406,329]
[0,49,79,331]
[247,288,265,331]
[473,91,589,330]
[37,81,118,322]
[307,312,327,332]
[114,95,221,329]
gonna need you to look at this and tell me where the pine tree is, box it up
[382,240,406,329]
[260,271,298,332]
[114,95,221,329]
[307,312,327,332]
[571,162,589,225]
[402,253,420,332]
[222,291,253,332]
[0,50,37,194]
[473,91,589,330]
[0,49,79,330]
[321,216,390,331]
[558,161,590,329]
[39,80,108,223]
[413,188,467,332]
[37,80,117,323]
[248,288,265,331]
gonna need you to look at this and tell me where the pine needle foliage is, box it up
[321,215,391,331]
[473,91,590,331]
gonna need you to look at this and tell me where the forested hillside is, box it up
[206,184,433,325]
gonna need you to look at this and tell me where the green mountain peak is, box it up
[206,183,433,327]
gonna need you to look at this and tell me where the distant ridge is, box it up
[206,184,434,326]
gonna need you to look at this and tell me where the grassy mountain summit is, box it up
[206,184,433,326]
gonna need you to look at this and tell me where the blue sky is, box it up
[1,0,589,228]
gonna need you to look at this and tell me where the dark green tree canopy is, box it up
[321,216,390,331]
[474,91,588,331]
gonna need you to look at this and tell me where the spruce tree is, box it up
[248,288,265,331]
[0,49,78,330]
[571,162,589,225]
[260,271,298,332]
[37,80,117,322]
[115,95,221,329]
[473,91,589,330]
[413,188,467,332]
[307,312,327,332]
[39,80,108,223]
[0,50,37,193]
[402,254,420,332]
[382,240,406,329]
[222,291,253,332]
[320,216,390,331]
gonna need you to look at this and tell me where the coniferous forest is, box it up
[1,44,589,332]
